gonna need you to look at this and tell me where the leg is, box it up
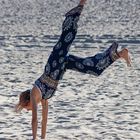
[44,2,85,79]
[79,0,87,6]
[65,42,131,76]
[35,1,87,99]
[51,3,84,58]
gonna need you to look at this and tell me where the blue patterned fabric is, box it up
[66,42,119,76]
[35,5,84,99]
[35,6,119,100]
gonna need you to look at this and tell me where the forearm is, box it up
[32,117,38,140]
[41,119,47,139]
[31,87,38,140]
[41,100,48,139]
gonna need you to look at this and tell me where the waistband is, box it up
[40,73,58,89]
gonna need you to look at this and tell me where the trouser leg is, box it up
[50,5,84,59]
[44,5,84,80]
[66,42,119,76]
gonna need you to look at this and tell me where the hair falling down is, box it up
[15,90,31,112]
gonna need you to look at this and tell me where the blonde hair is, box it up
[15,90,30,112]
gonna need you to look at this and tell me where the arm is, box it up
[30,87,38,140]
[41,99,48,139]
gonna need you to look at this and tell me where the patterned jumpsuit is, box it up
[35,5,119,99]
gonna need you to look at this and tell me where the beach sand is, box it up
[0,0,140,140]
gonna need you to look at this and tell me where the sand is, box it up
[0,0,140,140]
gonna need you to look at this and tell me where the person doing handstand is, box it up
[16,0,131,139]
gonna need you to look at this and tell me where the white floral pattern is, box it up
[59,57,65,64]
[83,59,94,67]
[45,63,50,74]
[67,44,71,52]
[75,62,84,69]
[51,70,60,79]
[73,16,79,30]
[96,57,110,70]
[35,5,87,100]
[64,32,73,43]
[59,50,64,55]
[52,60,57,68]
[54,42,62,50]
[63,17,73,31]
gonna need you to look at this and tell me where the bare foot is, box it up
[79,0,87,6]
[118,48,131,67]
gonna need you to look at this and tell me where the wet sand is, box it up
[0,0,140,140]
[0,35,140,140]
